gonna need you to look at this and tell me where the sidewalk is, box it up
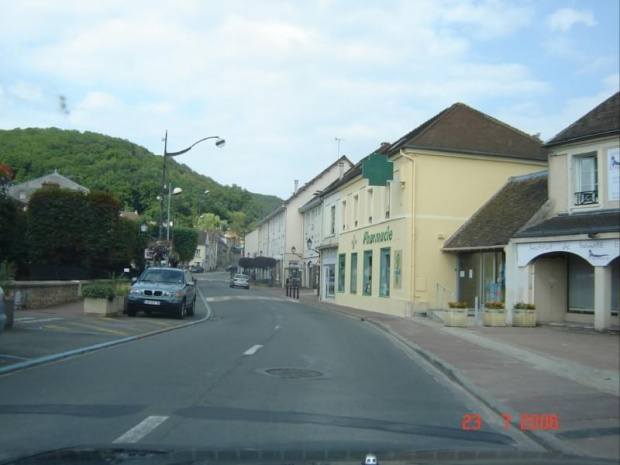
[293,289,620,461]
[0,297,209,374]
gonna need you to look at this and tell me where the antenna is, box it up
[335,137,345,158]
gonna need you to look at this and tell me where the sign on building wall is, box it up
[609,148,620,201]
[394,250,402,289]
[517,239,619,267]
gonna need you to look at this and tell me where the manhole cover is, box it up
[258,368,325,379]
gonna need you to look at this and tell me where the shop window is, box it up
[380,247,390,297]
[338,254,345,293]
[350,253,358,294]
[574,153,598,206]
[568,254,594,313]
[363,250,373,295]
[326,264,335,297]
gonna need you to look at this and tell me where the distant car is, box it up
[127,267,197,319]
[0,287,6,338]
[225,265,238,273]
[190,264,204,273]
[230,273,250,289]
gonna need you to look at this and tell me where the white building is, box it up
[245,156,352,286]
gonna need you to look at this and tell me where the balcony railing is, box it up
[574,190,598,206]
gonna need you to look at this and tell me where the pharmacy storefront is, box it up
[336,219,410,315]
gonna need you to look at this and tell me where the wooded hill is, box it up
[0,128,282,235]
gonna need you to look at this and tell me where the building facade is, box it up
[508,92,620,330]
[328,103,549,315]
[244,157,353,287]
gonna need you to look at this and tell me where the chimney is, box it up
[293,179,299,194]
[338,162,345,179]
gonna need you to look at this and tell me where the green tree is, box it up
[173,227,198,263]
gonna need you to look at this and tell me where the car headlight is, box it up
[129,289,143,295]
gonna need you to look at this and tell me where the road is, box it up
[0,272,540,461]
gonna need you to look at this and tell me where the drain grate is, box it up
[258,368,325,379]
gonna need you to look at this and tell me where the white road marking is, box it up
[113,416,168,443]
[16,317,65,324]
[243,344,263,355]
[275,325,281,331]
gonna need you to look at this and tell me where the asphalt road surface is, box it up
[0,272,540,461]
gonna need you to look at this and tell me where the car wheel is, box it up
[127,308,137,317]
[187,296,196,316]
[177,301,186,320]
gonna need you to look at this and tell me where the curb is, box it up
[0,289,213,376]
[303,298,588,457]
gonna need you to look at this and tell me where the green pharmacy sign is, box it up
[362,153,394,186]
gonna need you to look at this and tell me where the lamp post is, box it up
[166,184,183,241]
[158,131,225,239]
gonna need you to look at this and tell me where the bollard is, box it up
[286,285,290,297]
[295,286,299,299]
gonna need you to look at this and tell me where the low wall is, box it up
[2,281,83,309]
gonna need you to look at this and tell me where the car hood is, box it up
[1,445,615,465]
[131,282,184,291]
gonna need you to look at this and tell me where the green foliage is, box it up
[27,188,130,270]
[514,302,536,310]
[0,196,27,263]
[447,301,468,309]
[0,259,16,283]
[82,283,116,300]
[0,128,282,233]
[173,227,198,263]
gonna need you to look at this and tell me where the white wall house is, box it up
[245,156,353,287]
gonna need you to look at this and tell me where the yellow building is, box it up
[328,103,548,315]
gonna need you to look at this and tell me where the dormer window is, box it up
[574,153,598,206]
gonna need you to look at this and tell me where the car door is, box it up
[185,271,196,302]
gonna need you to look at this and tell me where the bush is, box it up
[447,301,468,309]
[514,302,536,310]
[82,284,116,300]
[484,301,505,309]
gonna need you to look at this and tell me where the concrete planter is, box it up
[513,309,537,327]
[115,296,127,314]
[443,308,468,327]
[83,297,117,317]
[483,309,507,327]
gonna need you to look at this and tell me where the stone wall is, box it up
[2,281,82,309]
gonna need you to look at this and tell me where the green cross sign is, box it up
[362,153,394,186]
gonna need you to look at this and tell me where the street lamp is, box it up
[158,131,226,239]
[166,185,183,241]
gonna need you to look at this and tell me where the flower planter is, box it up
[443,308,468,327]
[513,309,537,327]
[83,297,117,317]
[115,296,127,314]
[483,309,506,327]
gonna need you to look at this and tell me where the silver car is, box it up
[127,267,197,319]
[230,273,250,290]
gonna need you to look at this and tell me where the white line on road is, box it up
[243,344,263,355]
[113,416,168,443]
[275,325,281,331]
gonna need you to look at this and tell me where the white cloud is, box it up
[546,8,597,32]
[8,81,44,102]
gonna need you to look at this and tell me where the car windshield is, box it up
[140,269,184,284]
[1,2,619,464]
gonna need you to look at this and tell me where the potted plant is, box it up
[513,302,537,327]
[82,283,117,316]
[444,301,468,327]
[0,260,16,328]
[483,301,507,327]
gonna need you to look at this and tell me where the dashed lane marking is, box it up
[243,344,263,355]
[113,416,169,443]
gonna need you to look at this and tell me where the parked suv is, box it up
[127,267,197,319]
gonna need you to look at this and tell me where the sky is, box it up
[0,0,618,200]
